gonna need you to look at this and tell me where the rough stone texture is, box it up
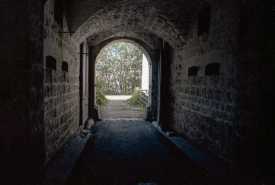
[47,0,275,181]
[170,1,274,175]
[170,1,241,165]
[1,0,274,183]
[71,0,197,48]
[43,0,80,162]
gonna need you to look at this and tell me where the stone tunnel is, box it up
[1,0,275,184]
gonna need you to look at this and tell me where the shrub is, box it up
[128,87,141,105]
[96,89,109,105]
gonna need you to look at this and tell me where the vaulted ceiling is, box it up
[66,0,209,47]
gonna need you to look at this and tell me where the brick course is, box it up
[44,0,80,162]
[171,1,239,164]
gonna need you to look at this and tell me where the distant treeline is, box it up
[96,42,142,95]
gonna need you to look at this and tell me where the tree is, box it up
[96,42,143,94]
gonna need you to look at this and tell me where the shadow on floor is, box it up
[66,120,220,185]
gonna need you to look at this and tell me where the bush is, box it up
[104,90,124,95]
[128,87,141,105]
[96,89,109,105]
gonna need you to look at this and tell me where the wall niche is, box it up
[205,63,220,75]
[188,66,199,76]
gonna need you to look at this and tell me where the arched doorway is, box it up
[87,38,159,122]
[95,41,150,120]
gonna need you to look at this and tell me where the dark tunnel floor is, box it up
[66,120,220,185]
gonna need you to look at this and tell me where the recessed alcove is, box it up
[46,56,57,70]
[62,61,68,72]
[198,2,211,36]
[205,63,220,75]
[188,66,199,76]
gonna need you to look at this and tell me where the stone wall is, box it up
[170,1,275,174]
[0,0,45,183]
[171,1,242,165]
[72,0,189,48]
[43,0,79,162]
[1,0,273,182]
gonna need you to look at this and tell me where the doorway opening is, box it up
[95,41,151,120]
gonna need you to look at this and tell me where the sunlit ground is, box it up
[99,95,145,119]
[105,95,132,101]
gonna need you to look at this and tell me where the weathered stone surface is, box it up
[1,0,274,184]
[170,2,239,164]
[43,0,80,162]
[71,0,194,48]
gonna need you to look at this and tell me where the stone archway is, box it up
[68,0,189,126]
[88,38,160,121]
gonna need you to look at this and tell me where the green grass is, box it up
[128,87,141,106]
[97,89,109,105]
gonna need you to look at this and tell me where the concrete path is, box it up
[66,120,219,185]
[100,95,145,119]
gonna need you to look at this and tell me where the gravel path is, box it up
[66,120,219,185]
[100,95,145,119]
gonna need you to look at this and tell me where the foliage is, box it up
[103,90,125,95]
[96,42,142,95]
[96,89,109,105]
[128,87,141,105]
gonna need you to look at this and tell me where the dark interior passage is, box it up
[66,120,218,185]
[1,1,275,184]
